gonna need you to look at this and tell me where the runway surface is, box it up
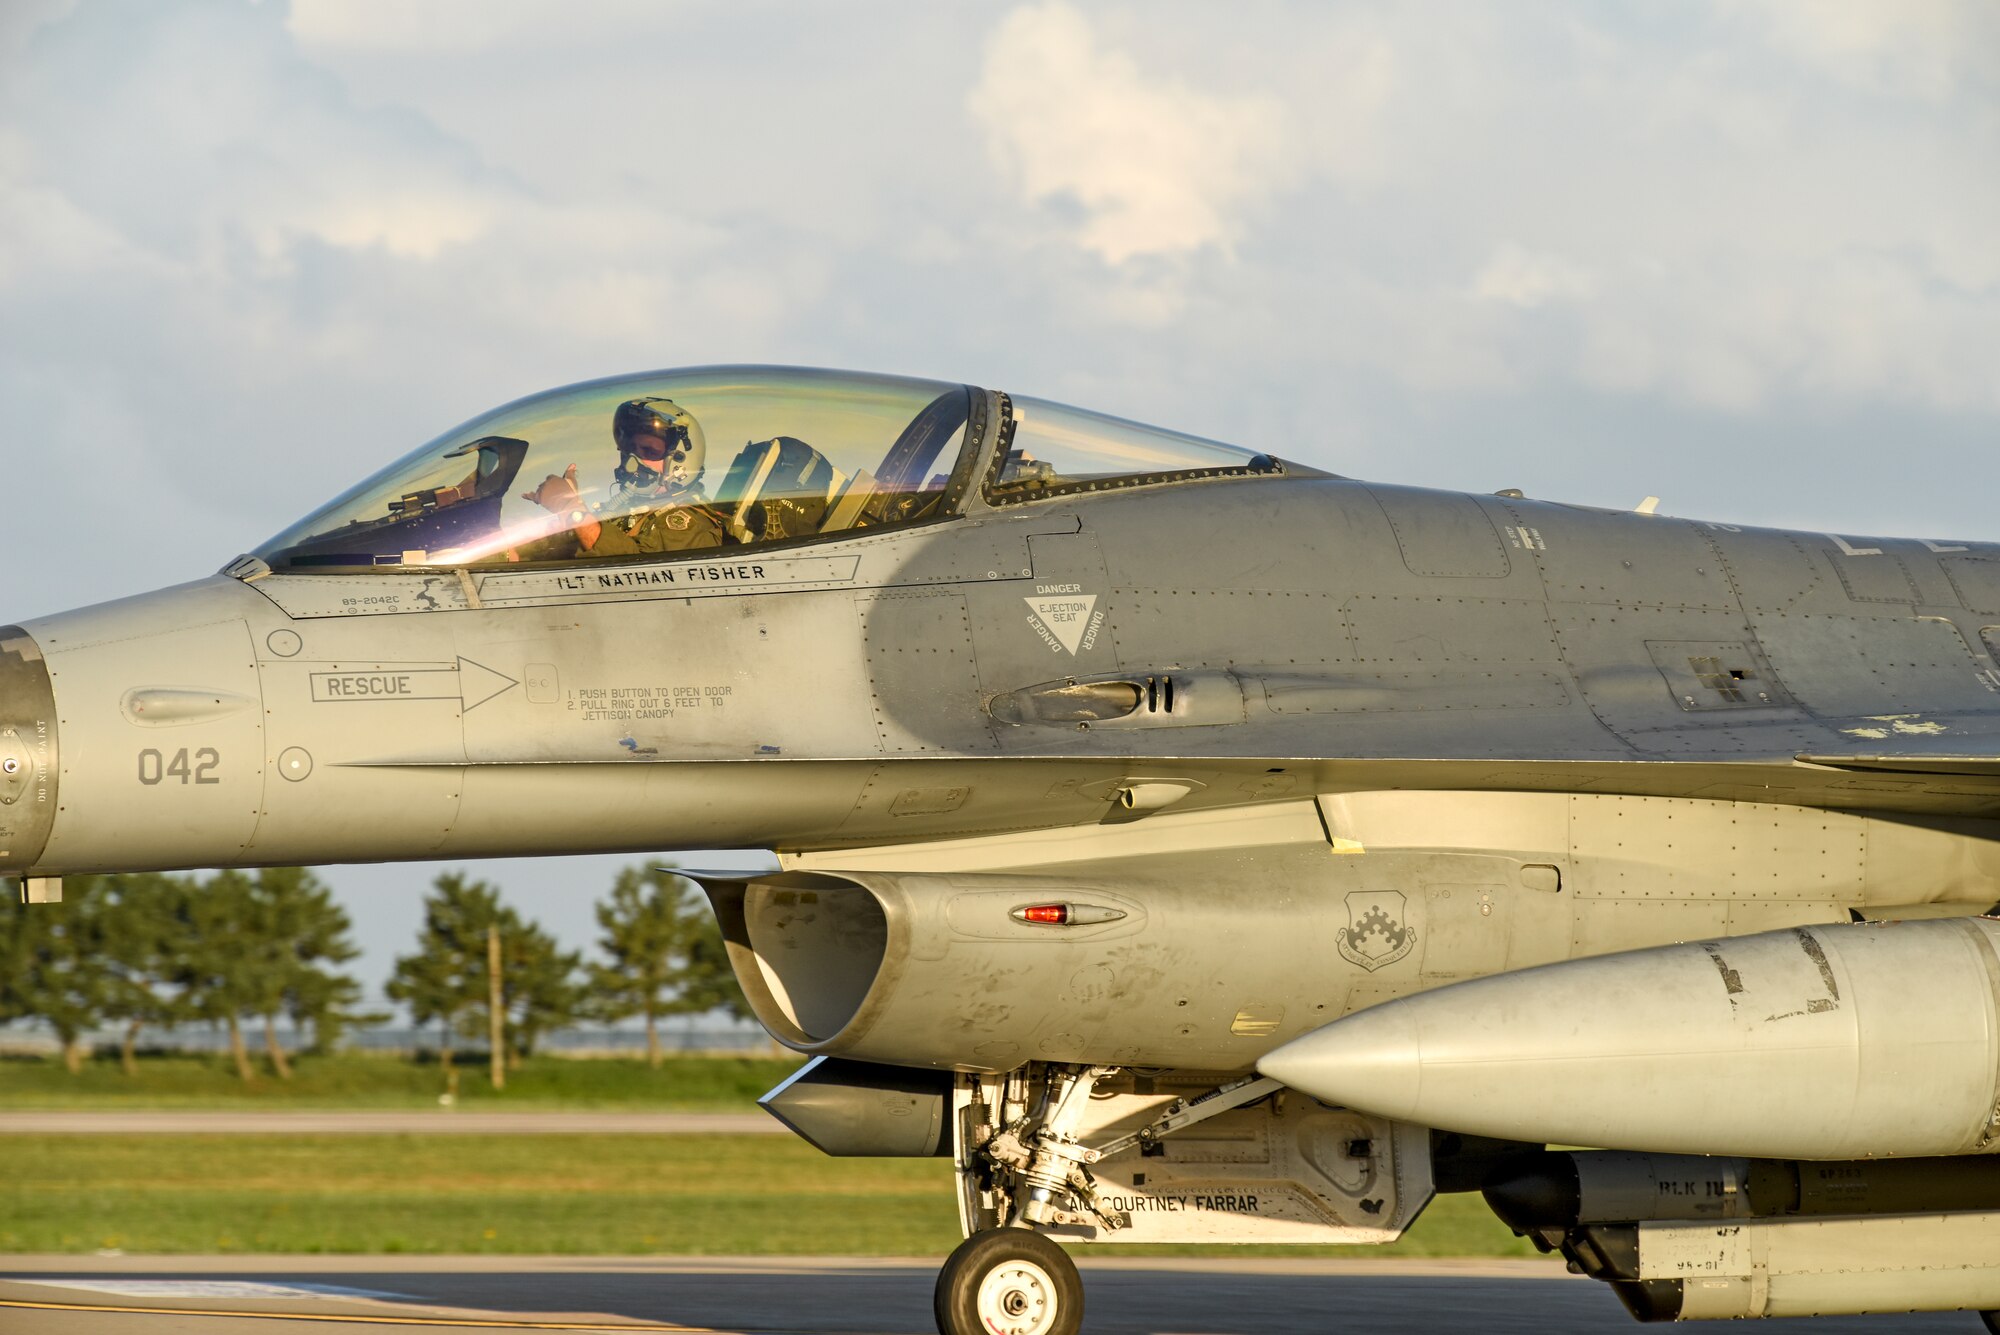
[0,1111,780,1134]
[0,1255,1982,1334]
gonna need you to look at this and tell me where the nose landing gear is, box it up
[934,1227,1083,1335]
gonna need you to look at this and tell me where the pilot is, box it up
[516,398,727,558]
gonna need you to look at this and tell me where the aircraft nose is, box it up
[0,623,58,874]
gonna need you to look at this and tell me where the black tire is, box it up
[934,1227,1083,1335]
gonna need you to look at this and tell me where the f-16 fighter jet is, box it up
[8,365,2000,1334]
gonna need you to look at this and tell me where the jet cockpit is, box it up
[254,366,1282,572]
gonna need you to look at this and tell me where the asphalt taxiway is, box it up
[0,1255,1982,1334]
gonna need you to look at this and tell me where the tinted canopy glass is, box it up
[987,396,1279,503]
[257,367,976,571]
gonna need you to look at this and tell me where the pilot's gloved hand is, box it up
[519,463,603,552]
[522,463,584,517]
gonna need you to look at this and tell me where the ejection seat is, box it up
[713,387,971,544]
[820,387,970,534]
[715,436,839,544]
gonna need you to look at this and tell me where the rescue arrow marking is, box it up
[308,657,518,711]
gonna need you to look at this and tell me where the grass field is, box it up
[0,1134,1537,1259]
[0,1052,803,1109]
[0,1055,1541,1260]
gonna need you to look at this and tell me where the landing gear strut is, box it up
[937,1064,1290,1334]
[935,1064,1110,1335]
[934,1228,1083,1335]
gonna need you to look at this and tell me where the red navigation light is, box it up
[1007,901,1127,927]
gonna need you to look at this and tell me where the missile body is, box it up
[1571,1211,2000,1322]
[1258,918,2000,1160]
[1482,1152,1752,1232]
[1483,1150,2000,1232]
[1479,1149,2000,1321]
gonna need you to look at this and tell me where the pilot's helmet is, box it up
[612,398,706,492]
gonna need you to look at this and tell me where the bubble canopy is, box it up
[257,367,979,571]
[255,366,1283,573]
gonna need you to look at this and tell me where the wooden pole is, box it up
[487,923,506,1091]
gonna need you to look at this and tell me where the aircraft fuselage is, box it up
[7,466,2000,881]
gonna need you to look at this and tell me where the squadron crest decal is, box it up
[1336,891,1417,971]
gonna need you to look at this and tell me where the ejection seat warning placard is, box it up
[569,683,732,722]
[478,554,861,605]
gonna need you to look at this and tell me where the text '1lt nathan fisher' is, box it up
[11,364,2000,1334]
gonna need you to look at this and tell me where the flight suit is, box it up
[518,502,728,562]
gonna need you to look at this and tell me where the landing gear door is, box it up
[952,1072,1435,1246]
[967,527,1120,695]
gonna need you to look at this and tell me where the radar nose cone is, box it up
[0,623,57,874]
[1255,1000,1424,1118]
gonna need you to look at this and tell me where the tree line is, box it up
[0,865,747,1077]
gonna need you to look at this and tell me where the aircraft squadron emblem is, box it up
[1336,891,1416,971]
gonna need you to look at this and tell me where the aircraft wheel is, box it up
[934,1227,1082,1335]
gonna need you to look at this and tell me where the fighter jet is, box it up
[7,364,2000,1334]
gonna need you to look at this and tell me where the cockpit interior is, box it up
[255,366,1282,572]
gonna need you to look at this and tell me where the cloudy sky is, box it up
[2,0,1995,1002]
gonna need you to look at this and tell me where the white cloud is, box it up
[0,0,74,61]
[968,1,1292,264]
[287,0,682,54]
[956,1,1994,414]
[1729,0,2000,102]
[1471,243,1595,309]
[7,1,516,269]
[0,128,156,286]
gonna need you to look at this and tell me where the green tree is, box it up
[0,881,18,1023]
[587,866,707,1067]
[168,870,265,1081]
[501,916,583,1066]
[286,967,384,1055]
[0,876,113,1073]
[2,869,372,1080]
[97,873,189,1075]
[388,873,581,1077]
[230,868,371,1076]
[387,872,497,1075]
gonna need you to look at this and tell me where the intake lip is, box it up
[0,625,59,875]
[682,869,898,1051]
